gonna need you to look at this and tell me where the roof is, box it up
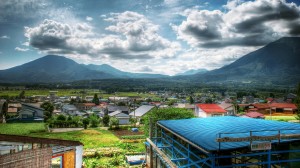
[270,103,297,109]
[157,116,300,152]
[244,112,265,118]
[107,105,129,112]
[196,104,226,113]
[21,103,44,110]
[0,134,83,146]
[129,105,154,117]
[109,110,129,117]
[252,103,270,109]
[218,102,233,110]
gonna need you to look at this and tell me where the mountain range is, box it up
[0,37,299,85]
[188,37,300,85]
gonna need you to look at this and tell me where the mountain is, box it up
[85,64,167,78]
[0,55,114,83]
[0,55,166,83]
[191,37,300,85]
[176,69,208,76]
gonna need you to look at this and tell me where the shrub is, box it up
[82,118,90,129]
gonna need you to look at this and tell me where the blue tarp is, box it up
[158,116,300,152]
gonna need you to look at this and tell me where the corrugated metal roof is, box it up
[129,105,154,117]
[158,116,300,152]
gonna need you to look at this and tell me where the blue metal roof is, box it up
[157,116,300,152]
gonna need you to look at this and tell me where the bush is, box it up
[109,117,119,129]
[56,114,66,121]
[83,118,90,129]
[102,114,110,127]
[89,114,99,128]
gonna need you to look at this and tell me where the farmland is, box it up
[0,123,146,168]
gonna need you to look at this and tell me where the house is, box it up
[109,110,130,125]
[107,105,130,114]
[270,103,297,114]
[0,134,83,168]
[245,103,271,114]
[195,104,227,118]
[18,103,44,121]
[175,103,195,111]
[129,105,155,121]
[61,104,79,116]
[218,102,235,115]
[75,103,96,111]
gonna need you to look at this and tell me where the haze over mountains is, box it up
[0,37,299,85]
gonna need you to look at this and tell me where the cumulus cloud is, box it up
[175,0,300,48]
[0,35,10,39]
[25,12,180,60]
[86,16,93,21]
[15,47,29,52]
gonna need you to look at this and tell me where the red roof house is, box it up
[270,103,297,114]
[195,104,227,118]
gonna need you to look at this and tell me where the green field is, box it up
[0,123,145,167]
[0,89,161,100]
[265,115,297,122]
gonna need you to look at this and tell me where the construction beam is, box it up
[146,138,177,168]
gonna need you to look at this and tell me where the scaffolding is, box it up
[146,118,300,168]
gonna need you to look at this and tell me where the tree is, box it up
[89,114,99,127]
[82,118,90,129]
[41,102,54,121]
[189,96,194,104]
[109,117,119,129]
[295,83,300,121]
[102,114,110,127]
[18,90,25,99]
[142,108,194,136]
[117,102,126,106]
[92,93,100,105]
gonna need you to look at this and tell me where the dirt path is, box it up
[51,128,84,132]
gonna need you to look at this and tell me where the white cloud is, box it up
[25,12,180,61]
[0,35,10,39]
[86,16,93,21]
[175,0,300,48]
[15,47,29,52]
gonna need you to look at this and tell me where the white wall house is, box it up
[195,104,227,118]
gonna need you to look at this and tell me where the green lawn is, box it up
[0,123,45,135]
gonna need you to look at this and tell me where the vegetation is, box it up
[142,107,194,136]
[41,102,54,121]
[82,118,90,129]
[0,123,45,135]
[92,93,100,105]
[265,116,296,122]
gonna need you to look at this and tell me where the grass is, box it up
[265,115,296,122]
[0,123,45,135]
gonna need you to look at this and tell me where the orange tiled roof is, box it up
[270,103,297,109]
[196,104,226,113]
[253,103,270,109]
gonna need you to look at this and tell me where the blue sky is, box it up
[0,0,300,75]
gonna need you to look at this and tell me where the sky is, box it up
[0,0,300,75]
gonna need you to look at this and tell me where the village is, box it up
[0,88,299,167]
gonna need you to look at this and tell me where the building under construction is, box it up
[0,134,83,168]
[146,116,300,168]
